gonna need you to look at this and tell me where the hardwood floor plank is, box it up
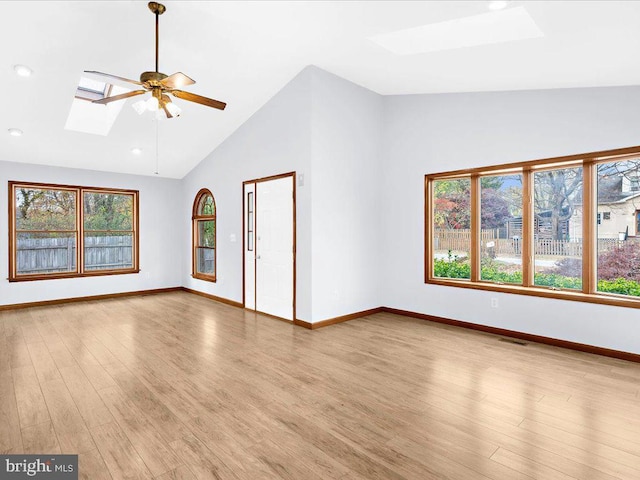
[7,336,33,369]
[90,422,152,480]
[58,364,113,428]
[101,361,190,443]
[77,448,112,480]
[21,421,61,454]
[46,340,79,370]
[490,447,577,480]
[0,388,23,454]
[27,341,62,383]
[98,386,182,477]
[519,417,640,470]
[39,378,96,453]
[12,364,50,427]
[168,434,241,480]
[155,465,197,480]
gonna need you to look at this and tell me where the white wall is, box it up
[180,66,384,323]
[382,86,640,354]
[181,67,314,319]
[0,160,182,306]
[309,68,383,321]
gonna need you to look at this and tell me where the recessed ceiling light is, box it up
[131,147,142,155]
[8,128,23,137]
[488,1,509,10]
[13,64,33,77]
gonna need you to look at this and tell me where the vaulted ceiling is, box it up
[3,1,640,178]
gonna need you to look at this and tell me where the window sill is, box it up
[9,269,140,282]
[192,274,216,283]
[426,277,640,309]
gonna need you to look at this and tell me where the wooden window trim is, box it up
[425,145,640,309]
[8,181,139,282]
[191,188,217,282]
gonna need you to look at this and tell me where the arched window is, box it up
[192,189,216,281]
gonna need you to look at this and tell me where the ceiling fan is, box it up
[85,1,226,119]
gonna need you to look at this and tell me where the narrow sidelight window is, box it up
[192,189,216,281]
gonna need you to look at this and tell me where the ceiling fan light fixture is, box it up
[132,100,147,115]
[165,102,181,117]
[146,96,160,112]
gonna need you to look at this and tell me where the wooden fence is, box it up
[16,235,133,274]
[434,229,636,257]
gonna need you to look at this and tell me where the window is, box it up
[425,146,640,308]
[9,182,138,281]
[83,191,135,271]
[480,173,523,284]
[75,77,112,102]
[192,189,216,281]
[597,158,640,297]
[432,177,471,279]
[247,192,254,251]
[533,166,583,290]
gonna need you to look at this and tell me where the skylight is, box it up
[368,6,544,55]
[76,77,112,101]
[65,77,129,136]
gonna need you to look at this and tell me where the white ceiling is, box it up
[2,1,640,179]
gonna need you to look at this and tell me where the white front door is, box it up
[244,174,295,321]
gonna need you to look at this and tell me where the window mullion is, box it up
[582,162,596,294]
[78,188,83,274]
[470,175,480,282]
[425,177,433,282]
[522,168,533,287]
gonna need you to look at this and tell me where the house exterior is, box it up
[571,171,640,239]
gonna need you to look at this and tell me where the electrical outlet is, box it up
[491,297,499,308]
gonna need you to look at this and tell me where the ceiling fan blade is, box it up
[161,72,196,89]
[84,71,144,86]
[92,90,147,105]
[171,90,226,110]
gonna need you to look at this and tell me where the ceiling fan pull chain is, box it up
[154,119,159,175]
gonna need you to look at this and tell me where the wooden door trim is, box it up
[242,172,296,322]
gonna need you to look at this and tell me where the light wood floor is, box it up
[2,292,640,479]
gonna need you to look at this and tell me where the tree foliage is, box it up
[533,168,582,241]
[84,193,133,231]
[16,188,76,231]
[434,177,511,230]
[16,188,133,232]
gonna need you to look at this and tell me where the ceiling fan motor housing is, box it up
[140,71,168,86]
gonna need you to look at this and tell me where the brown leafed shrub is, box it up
[597,242,640,282]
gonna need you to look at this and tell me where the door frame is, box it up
[242,171,296,322]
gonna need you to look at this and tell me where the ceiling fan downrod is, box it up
[148,2,166,73]
[139,2,167,86]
